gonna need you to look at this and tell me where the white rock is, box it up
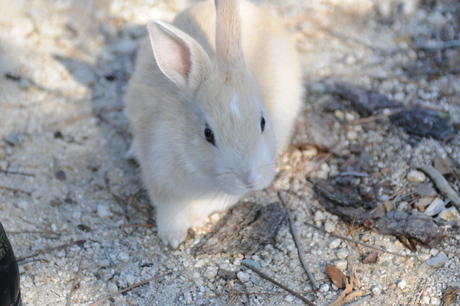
[430,297,441,305]
[319,283,330,293]
[371,284,382,295]
[237,271,249,283]
[393,92,405,102]
[324,222,335,233]
[427,11,447,26]
[424,198,446,216]
[285,295,295,302]
[97,204,113,218]
[406,170,426,183]
[421,296,430,304]
[17,200,30,210]
[336,248,349,259]
[425,254,449,268]
[329,238,341,249]
[314,211,326,222]
[335,260,347,271]
[430,249,439,256]
[184,291,193,304]
[107,281,118,293]
[204,266,217,279]
[334,110,345,120]
[439,207,460,221]
[117,251,130,263]
[195,259,207,268]
[397,279,407,290]
[346,130,358,141]
[417,253,432,262]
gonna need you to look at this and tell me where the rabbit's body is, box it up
[124,0,302,248]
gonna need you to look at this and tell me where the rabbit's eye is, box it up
[204,126,215,146]
[260,116,265,132]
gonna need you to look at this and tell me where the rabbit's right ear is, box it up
[147,20,211,92]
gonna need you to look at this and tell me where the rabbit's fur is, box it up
[124,0,302,248]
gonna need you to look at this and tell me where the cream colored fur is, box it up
[124,0,302,248]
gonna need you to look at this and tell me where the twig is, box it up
[278,191,319,289]
[89,272,171,306]
[103,246,116,266]
[66,256,83,306]
[418,165,460,211]
[345,111,399,126]
[343,294,372,306]
[120,223,155,228]
[49,107,123,129]
[304,222,408,258]
[0,185,31,196]
[335,172,369,177]
[242,262,316,306]
[17,258,49,265]
[216,289,317,298]
[411,278,427,306]
[0,169,35,177]
[17,240,86,262]
[18,216,60,236]
[416,39,460,49]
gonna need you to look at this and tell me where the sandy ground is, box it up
[1,0,460,305]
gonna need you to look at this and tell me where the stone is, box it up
[204,266,217,279]
[117,251,130,263]
[241,259,261,270]
[2,133,23,146]
[329,238,341,249]
[427,11,447,26]
[336,248,349,259]
[439,207,460,221]
[97,204,113,218]
[417,253,432,262]
[407,170,426,183]
[335,260,347,271]
[424,198,447,216]
[425,254,449,268]
[397,279,407,290]
[371,284,382,295]
[237,271,249,283]
[319,283,330,293]
[346,130,358,141]
[194,259,207,268]
[393,92,405,102]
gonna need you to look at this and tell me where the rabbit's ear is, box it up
[215,0,246,71]
[147,20,211,92]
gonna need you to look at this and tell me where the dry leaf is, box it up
[362,251,378,264]
[326,264,347,289]
[434,157,454,175]
[442,286,459,306]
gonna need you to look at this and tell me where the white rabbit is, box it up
[124,0,302,248]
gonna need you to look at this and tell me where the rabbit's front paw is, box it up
[157,220,189,249]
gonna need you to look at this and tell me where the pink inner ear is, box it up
[156,35,191,81]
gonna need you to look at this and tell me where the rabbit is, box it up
[124,0,302,248]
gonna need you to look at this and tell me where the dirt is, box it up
[0,0,460,305]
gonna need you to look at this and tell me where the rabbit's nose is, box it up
[244,168,260,188]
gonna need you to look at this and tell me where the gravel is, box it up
[1,0,459,305]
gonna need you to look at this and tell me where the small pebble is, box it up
[285,295,295,302]
[97,204,113,218]
[371,284,382,295]
[241,259,260,270]
[329,238,341,249]
[195,259,207,268]
[107,281,118,293]
[17,200,30,210]
[417,253,432,262]
[425,254,449,268]
[335,248,349,259]
[439,207,460,221]
[117,251,130,263]
[406,170,426,183]
[2,133,23,146]
[335,260,347,271]
[424,198,446,216]
[346,130,358,141]
[309,82,328,94]
[397,279,407,290]
[393,92,405,102]
[314,211,325,222]
[204,266,217,279]
[319,283,330,293]
[237,271,249,283]
[430,249,439,256]
[421,296,430,304]
[334,110,345,120]
[427,11,447,26]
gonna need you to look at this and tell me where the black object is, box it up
[0,221,21,306]
[391,107,457,141]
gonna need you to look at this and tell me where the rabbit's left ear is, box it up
[214,0,247,71]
